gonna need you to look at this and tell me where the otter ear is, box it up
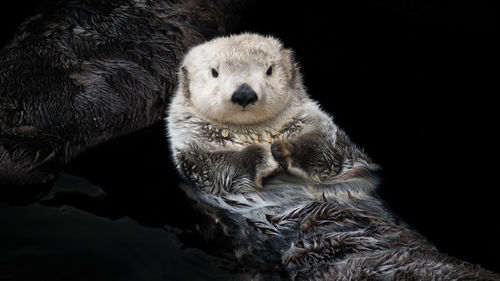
[180,65,191,98]
[181,66,188,76]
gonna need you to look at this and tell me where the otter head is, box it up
[178,33,303,125]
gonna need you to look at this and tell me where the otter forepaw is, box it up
[271,141,292,169]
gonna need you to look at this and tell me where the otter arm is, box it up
[271,115,374,183]
[174,144,276,194]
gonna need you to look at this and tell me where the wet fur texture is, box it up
[167,34,500,280]
[0,0,249,185]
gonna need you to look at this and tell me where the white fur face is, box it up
[180,33,300,125]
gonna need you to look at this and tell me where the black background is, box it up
[1,0,499,278]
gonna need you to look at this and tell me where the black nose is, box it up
[231,83,258,107]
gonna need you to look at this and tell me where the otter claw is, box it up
[271,141,290,169]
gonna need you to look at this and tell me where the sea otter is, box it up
[167,33,500,281]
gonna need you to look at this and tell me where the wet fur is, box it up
[168,34,500,280]
[0,0,249,185]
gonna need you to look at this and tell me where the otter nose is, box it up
[231,83,258,107]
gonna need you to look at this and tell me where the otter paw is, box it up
[271,141,292,169]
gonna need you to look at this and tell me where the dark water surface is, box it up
[0,174,230,280]
[0,186,224,281]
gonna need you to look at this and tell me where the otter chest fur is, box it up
[191,116,307,147]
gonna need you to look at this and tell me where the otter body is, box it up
[167,34,500,280]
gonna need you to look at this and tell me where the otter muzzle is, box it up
[231,83,258,107]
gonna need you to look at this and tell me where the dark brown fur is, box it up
[0,0,250,185]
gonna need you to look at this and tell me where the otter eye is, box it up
[211,68,219,78]
[266,66,273,76]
